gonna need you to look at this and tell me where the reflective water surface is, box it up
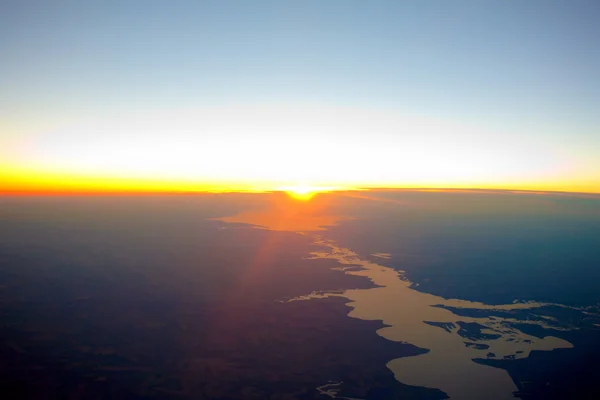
[217,190,598,399]
[293,239,572,400]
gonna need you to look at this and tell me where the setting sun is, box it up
[279,185,340,201]
[280,185,318,201]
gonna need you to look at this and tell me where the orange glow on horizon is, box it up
[1,165,599,196]
[215,190,351,231]
[2,105,598,196]
[3,104,599,196]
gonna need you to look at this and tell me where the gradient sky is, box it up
[1,0,599,192]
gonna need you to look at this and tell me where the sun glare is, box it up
[279,185,327,201]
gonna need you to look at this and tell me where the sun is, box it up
[279,185,320,201]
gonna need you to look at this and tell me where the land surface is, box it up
[2,191,600,399]
[0,195,445,399]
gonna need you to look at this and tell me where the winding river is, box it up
[291,237,573,400]
[216,204,574,399]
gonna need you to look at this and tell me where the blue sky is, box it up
[2,1,599,191]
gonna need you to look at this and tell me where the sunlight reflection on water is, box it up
[215,195,579,399]
[289,238,573,400]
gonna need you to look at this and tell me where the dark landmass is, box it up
[0,195,447,399]
[423,321,456,333]
[431,304,520,320]
[324,190,600,306]
[322,190,600,398]
[475,337,600,400]
[455,322,501,341]
[0,294,444,399]
[464,342,489,350]
[432,304,598,330]
[444,308,600,399]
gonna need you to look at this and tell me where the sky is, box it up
[1,0,599,193]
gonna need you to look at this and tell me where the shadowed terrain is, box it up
[1,191,600,399]
[0,194,445,399]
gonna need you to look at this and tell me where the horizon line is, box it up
[2,187,600,197]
